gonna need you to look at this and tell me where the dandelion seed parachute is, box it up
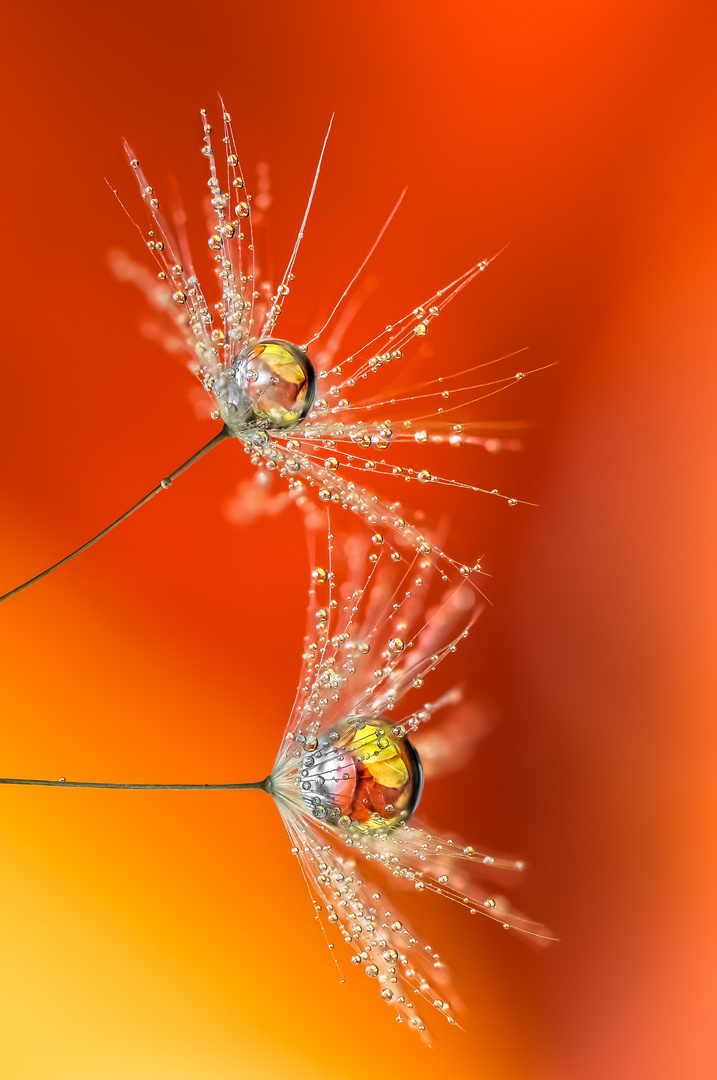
[0,524,554,1040]
[0,100,546,604]
[115,104,543,587]
[267,525,554,1038]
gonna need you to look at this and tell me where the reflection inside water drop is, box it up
[299,717,424,831]
[217,337,316,432]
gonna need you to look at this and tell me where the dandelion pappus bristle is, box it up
[276,795,456,1042]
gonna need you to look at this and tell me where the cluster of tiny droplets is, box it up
[265,527,554,1039]
[115,106,553,587]
[121,105,260,393]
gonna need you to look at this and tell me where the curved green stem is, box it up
[1,425,231,604]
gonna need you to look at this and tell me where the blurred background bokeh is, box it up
[0,2,715,1077]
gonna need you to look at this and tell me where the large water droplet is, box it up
[298,717,423,832]
[216,338,316,433]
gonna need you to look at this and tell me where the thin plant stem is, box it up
[0,776,273,792]
[1,425,231,604]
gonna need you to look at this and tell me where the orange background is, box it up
[1,2,716,1077]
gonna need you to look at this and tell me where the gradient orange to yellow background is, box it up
[1,2,715,1078]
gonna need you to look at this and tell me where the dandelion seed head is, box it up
[263,531,554,1038]
[104,107,544,585]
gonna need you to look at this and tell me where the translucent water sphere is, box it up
[218,338,316,432]
[299,717,424,831]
